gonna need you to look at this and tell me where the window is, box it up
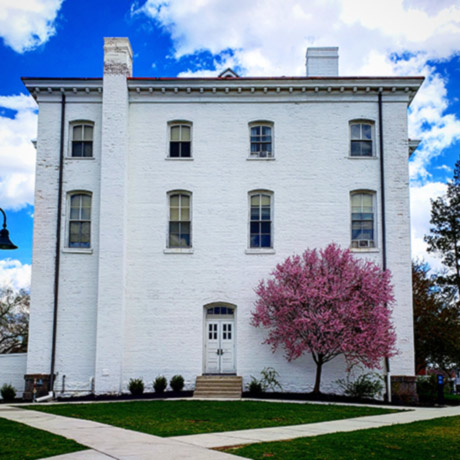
[71,123,93,157]
[351,192,375,248]
[250,123,273,158]
[169,123,191,158]
[168,192,191,248]
[68,193,91,248]
[350,121,373,157]
[249,192,272,248]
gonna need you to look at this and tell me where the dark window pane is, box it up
[72,142,83,157]
[83,142,93,157]
[250,222,260,234]
[170,142,180,157]
[361,141,372,156]
[362,124,372,140]
[261,222,271,233]
[351,141,361,156]
[261,234,271,247]
[261,206,270,220]
[251,207,260,220]
[180,142,191,157]
[262,126,271,135]
[181,222,191,234]
[180,233,190,247]
[250,235,260,248]
[169,222,180,234]
[351,124,360,139]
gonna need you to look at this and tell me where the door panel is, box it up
[205,319,235,374]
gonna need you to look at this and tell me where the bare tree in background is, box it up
[0,289,29,353]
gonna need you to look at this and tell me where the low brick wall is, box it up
[391,375,418,404]
[0,353,27,398]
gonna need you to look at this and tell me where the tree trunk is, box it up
[313,361,323,394]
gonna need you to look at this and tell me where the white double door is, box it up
[205,319,235,374]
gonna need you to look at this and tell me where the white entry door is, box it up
[205,319,235,374]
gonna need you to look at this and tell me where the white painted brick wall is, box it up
[0,354,27,398]
[27,84,416,395]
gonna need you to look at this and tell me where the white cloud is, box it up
[0,0,63,53]
[410,181,448,271]
[0,94,37,210]
[0,259,31,292]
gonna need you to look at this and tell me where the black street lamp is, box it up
[0,208,18,250]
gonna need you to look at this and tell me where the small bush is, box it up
[154,376,167,394]
[170,375,184,392]
[417,375,437,403]
[247,377,263,396]
[260,367,283,392]
[128,378,144,396]
[336,372,383,399]
[1,384,16,403]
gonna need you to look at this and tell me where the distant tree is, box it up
[413,262,460,374]
[252,244,396,394]
[425,158,460,297]
[0,289,29,353]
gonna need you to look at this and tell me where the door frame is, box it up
[203,302,237,375]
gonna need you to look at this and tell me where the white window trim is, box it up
[65,191,92,250]
[248,121,274,159]
[68,120,95,159]
[248,190,274,250]
[166,190,192,249]
[167,120,193,159]
[350,190,378,251]
[349,119,376,158]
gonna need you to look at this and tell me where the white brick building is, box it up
[21,38,423,398]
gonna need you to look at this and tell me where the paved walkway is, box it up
[1,402,460,459]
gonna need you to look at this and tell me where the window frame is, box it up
[248,190,274,250]
[66,191,92,250]
[350,190,377,250]
[248,121,274,159]
[69,121,94,159]
[167,121,193,159]
[167,190,192,250]
[349,120,375,158]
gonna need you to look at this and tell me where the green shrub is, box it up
[260,367,283,392]
[154,376,167,394]
[1,384,16,403]
[170,375,184,392]
[128,378,144,396]
[247,377,263,396]
[417,375,437,403]
[336,373,383,399]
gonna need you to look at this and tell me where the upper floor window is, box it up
[169,123,191,158]
[351,192,375,248]
[350,121,373,157]
[169,192,191,248]
[68,192,92,248]
[250,123,273,158]
[249,192,272,248]
[71,123,93,157]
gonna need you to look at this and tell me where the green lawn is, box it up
[26,400,399,437]
[0,417,85,460]
[224,416,460,460]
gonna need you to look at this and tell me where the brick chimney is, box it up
[306,47,339,77]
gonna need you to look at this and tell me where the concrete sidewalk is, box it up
[1,402,460,459]
[0,405,237,460]
[170,404,460,448]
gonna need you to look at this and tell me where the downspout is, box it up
[378,90,391,403]
[49,92,66,396]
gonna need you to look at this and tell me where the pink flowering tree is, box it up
[252,244,396,394]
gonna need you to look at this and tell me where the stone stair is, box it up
[193,375,242,399]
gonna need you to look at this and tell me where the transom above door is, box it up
[204,305,236,374]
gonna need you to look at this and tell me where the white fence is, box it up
[0,353,27,398]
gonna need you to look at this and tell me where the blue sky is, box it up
[1,0,460,290]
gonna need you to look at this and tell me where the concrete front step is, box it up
[194,375,242,399]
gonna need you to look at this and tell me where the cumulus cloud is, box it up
[0,94,37,210]
[0,0,63,53]
[0,259,31,292]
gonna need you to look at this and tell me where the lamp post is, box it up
[0,208,18,250]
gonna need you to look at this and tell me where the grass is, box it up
[26,400,399,437]
[0,417,85,460]
[224,415,460,460]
